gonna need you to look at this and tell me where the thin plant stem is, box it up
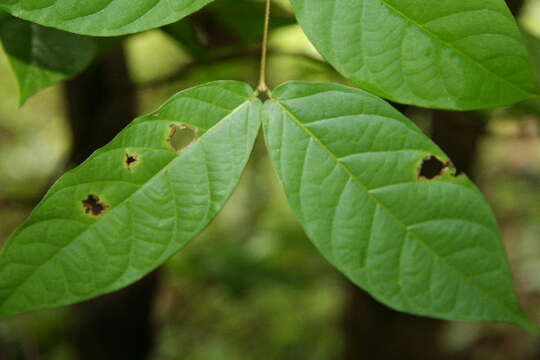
[257,0,271,93]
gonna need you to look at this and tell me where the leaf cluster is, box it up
[0,0,538,334]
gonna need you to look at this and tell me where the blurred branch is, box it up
[0,122,16,138]
[16,322,40,360]
[0,196,39,209]
[141,49,333,89]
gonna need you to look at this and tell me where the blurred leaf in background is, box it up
[0,17,98,105]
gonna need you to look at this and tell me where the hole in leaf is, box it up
[418,155,456,180]
[125,153,139,168]
[168,124,197,152]
[82,195,108,216]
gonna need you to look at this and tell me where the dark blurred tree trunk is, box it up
[65,46,136,166]
[507,0,524,16]
[70,271,160,360]
[341,282,445,360]
[340,2,524,358]
[431,111,485,180]
[64,46,160,360]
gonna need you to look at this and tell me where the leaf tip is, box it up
[515,317,540,336]
[17,92,30,108]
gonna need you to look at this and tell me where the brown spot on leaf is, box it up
[125,153,139,168]
[82,195,108,216]
[167,124,197,152]
[418,155,457,180]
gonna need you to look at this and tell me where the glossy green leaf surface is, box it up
[290,0,538,110]
[0,0,215,36]
[512,29,540,117]
[263,81,534,330]
[0,18,98,105]
[523,28,540,89]
[0,81,261,318]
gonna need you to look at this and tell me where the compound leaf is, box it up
[263,81,536,331]
[0,0,215,36]
[0,81,261,318]
[0,17,99,105]
[290,0,538,110]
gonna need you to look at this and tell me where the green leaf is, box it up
[0,0,215,36]
[0,81,261,318]
[507,29,540,117]
[0,18,98,105]
[523,28,540,90]
[263,81,536,331]
[0,10,8,25]
[290,0,539,110]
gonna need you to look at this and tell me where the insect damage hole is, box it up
[125,153,139,168]
[82,195,108,216]
[168,124,197,152]
[418,155,456,180]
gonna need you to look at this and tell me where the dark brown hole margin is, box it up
[167,124,197,152]
[418,155,458,180]
[82,195,108,216]
[125,153,139,168]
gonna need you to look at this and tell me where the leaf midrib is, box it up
[272,96,522,322]
[0,98,252,311]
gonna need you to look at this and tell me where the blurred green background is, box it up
[1,0,540,359]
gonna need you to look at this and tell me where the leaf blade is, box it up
[263,81,534,330]
[290,0,538,110]
[0,17,99,105]
[0,81,261,317]
[0,0,215,36]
